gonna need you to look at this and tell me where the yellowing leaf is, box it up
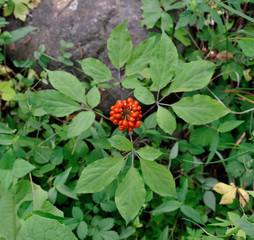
[213,182,237,205]
[213,182,235,195]
[219,188,237,204]
[238,188,249,207]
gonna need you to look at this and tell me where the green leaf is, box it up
[0,183,20,240]
[125,37,156,75]
[56,185,78,200]
[67,111,95,138]
[168,61,215,94]
[107,21,132,69]
[10,26,37,43]
[136,146,162,161]
[157,106,176,134]
[150,33,178,91]
[235,218,254,238]
[203,191,216,211]
[122,76,143,89]
[151,200,181,215]
[77,221,88,240]
[34,90,82,117]
[134,87,155,105]
[12,159,36,178]
[161,12,173,33]
[75,157,123,193]
[140,0,163,29]
[109,135,133,151]
[210,8,223,26]
[86,87,101,109]
[172,95,230,125]
[115,167,146,223]
[217,120,244,133]
[238,40,254,57]
[0,81,16,101]
[79,58,112,84]
[46,70,85,102]
[180,205,204,225]
[190,127,217,147]
[140,159,176,197]
[21,215,77,240]
[53,167,72,187]
[174,27,191,46]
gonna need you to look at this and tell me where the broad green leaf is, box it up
[86,87,101,109]
[21,215,77,240]
[168,60,215,94]
[34,90,82,117]
[161,12,173,32]
[203,191,216,211]
[115,167,145,223]
[46,70,85,102]
[217,120,244,133]
[125,37,156,75]
[150,33,178,91]
[10,26,37,43]
[107,21,132,69]
[134,87,155,105]
[122,76,143,89]
[79,58,112,84]
[180,205,205,225]
[0,183,20,240]
[77,221,88,240]
[235,218,254,238]
[170,142,179,160]
[72,206,83,221]
[12,159,36,178]
[75,157,123,193]
[172,95,230,125]
[109,135,133,151]
[151,200,181,215]
[140,0,163,29]
[140,159,176,197]
[238,40,254,57]
[157,106,176,134]
[67,111,95,138]
[136,146,162,161]
[190,127,217,147]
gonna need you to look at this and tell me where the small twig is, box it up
[237,188,254,214]
[234,132,246,148]
[71,138,77,155]
[22,36,32,45]
[181,218,214,236]
[221,89,254,97]
[78,43,83,59]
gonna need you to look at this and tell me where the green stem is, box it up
[212,0,254,23]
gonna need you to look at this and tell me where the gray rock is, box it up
[7,0,148,71]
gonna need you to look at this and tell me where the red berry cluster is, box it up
[110,98,142,132]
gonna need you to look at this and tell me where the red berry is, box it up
[119,125,124,131]
[128,127,133,132]
[134,121,141,128]
[127,97,133,103]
